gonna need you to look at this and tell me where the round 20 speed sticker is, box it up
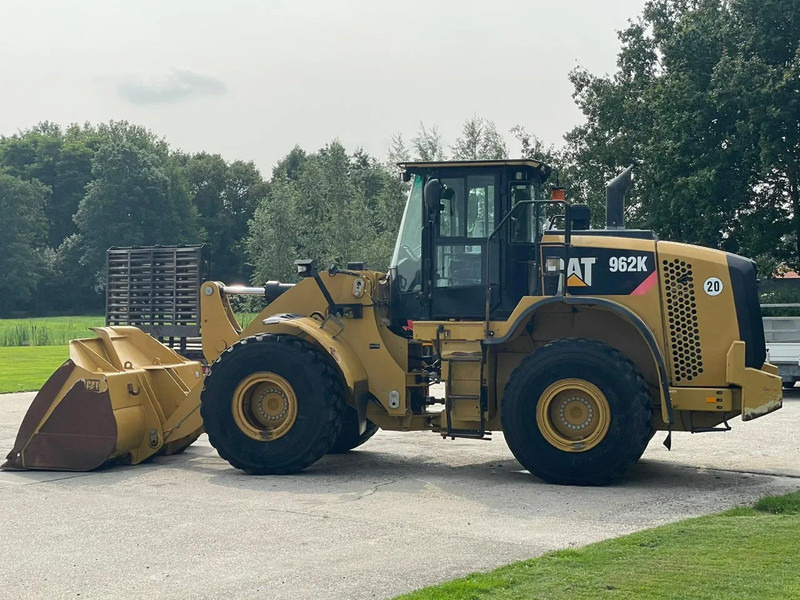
[703,277,723,296]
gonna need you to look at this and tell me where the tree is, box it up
[73,124,201,287]
[509,124,595,220]
[0,122,100,250]
[511,125,554,163]
[452,116,509,160]
[412,123,446,161]
[248,174,300,282]
[183,153,267,283]
[247,142,406,284]
[0,174,49,316]
[714,0,800,267]
[564,0,800,271]
[350,149,408,268]
[387,133,411,167]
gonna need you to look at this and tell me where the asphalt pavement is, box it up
[1,391,798,600]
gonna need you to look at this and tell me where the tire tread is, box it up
[501,337,653,486]
[201,334,345,475]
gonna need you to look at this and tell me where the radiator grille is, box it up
[663,258,703,382]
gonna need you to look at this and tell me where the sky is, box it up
[0,0,647,175]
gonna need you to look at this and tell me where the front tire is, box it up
[328,408,379,454]
[201,334,345,475]
[502,338,653,486]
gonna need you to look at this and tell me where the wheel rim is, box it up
[536,378,610,453]
[232,372,298,441]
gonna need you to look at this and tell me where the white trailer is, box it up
[763,309,800,389]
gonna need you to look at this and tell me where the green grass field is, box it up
[396,492,800,600]
[0,346,70,393]
[0,314,258,393]
[237,312,258,329]
[0,317,97,392]
[0,316,103,347]
[0,314,261,348]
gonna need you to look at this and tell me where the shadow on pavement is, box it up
[14,435,772,506]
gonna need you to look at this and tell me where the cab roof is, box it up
[398,159,552,178]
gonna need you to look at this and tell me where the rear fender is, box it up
[488,296,674,424]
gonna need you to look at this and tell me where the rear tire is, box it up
[328,408,379,454]
[201,334,345,475]
[502,338,653,486]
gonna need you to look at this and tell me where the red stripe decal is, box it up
[631,271,658,296]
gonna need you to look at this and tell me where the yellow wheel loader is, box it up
[3,159,783,485]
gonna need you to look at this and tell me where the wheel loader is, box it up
[3,159,783,485]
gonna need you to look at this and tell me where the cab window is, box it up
[438,176,495,238]
[434,175,496,288]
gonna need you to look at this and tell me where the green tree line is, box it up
[562,0,800,275]
[0,116,512,317]
[0,121,269,316]
[0,0,797,317]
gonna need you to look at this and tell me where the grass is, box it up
[0,346,70,393]
[237,312,259,329]
[0,313,259,348]
[0,316,103,346]
[0,313,259,392]
[396,491,800,600]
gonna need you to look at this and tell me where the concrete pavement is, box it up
[1,391,798,599]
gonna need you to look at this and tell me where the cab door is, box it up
[430,174,498,320]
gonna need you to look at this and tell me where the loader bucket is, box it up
[2,326,205,471]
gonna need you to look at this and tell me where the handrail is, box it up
[483,200,572,338]
[483,200,535,338]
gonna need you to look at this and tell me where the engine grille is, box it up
[663,258,703,382]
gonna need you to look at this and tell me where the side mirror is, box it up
[424,178,442,213]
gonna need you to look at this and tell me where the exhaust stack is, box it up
[606,163,638,229]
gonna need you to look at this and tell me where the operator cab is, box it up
[390,159,562,324]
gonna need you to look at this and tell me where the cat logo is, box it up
[566,257,596,287]
[84,379,102,392]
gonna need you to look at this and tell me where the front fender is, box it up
[261,315,368,391]
[257,315,370,420]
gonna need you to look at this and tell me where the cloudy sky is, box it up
[0,0,646,174]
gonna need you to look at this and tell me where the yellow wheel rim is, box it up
[536,378,610,453]
[232,372,298,441]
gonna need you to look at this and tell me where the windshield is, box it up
[390,175,424,293]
